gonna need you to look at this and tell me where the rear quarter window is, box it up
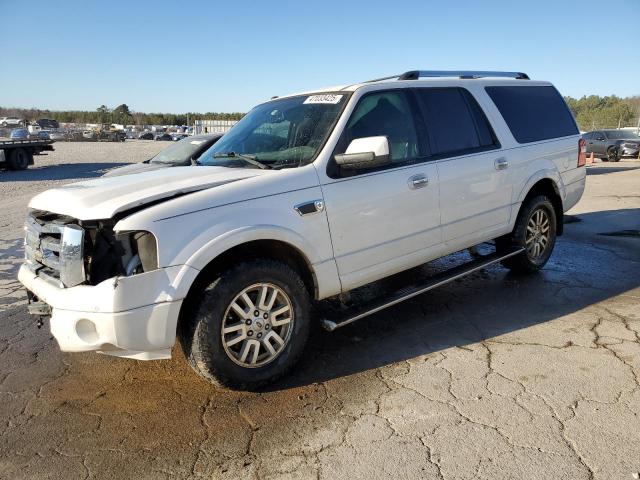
[485,85,578,143]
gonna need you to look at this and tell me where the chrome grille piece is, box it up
[24,213,85,288]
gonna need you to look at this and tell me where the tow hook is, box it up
[26,290,51,328]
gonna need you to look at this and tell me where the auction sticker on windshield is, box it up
[303,94,343,104]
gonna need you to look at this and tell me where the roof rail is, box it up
[397,70,530,80]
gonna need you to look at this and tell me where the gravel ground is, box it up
[0,143,639,479]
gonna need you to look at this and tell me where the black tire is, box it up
[179,259,311,390]
[607,147,620,162]
[497,195,557,274]
[8,148,31,170]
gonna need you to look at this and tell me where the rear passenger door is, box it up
[413,87,510,246]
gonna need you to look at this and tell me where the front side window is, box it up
[199,93,348,169]
[341,91,419,163]
[414,87,498,156]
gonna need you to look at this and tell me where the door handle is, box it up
[494,158,509,170]
[408,174,429,189]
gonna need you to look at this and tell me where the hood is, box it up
[29,166,269,220]
[102,161,172,178]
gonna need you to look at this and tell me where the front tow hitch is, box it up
[26,290,52,328]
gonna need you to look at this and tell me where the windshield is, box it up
[199,93,348,169]
[605,130,639,140]
[149,136,210,164]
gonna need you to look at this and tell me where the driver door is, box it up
[321,90,442,292]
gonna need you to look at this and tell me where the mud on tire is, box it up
[179,259,311,390]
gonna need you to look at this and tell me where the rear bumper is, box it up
[18,263,199,359]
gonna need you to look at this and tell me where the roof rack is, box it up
[363,70,530,83]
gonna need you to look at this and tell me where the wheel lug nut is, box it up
[247,330,254,336]
[254,310,259,317]
[265,324,270,330]
[246,319,252,326]
[263,313,268,319]
[257,333,262,339]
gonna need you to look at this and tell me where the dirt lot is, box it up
[0,143,639,480]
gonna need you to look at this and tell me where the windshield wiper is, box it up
[212,151,271,170]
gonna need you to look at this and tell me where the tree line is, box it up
[564,95,639,131]
[0,103,245,126]
[2,96,639,131]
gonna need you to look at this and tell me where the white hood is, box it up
[29,166,269,220]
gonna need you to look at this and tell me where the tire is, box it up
[607,147,620,162]
[7,148,31,170]
[497,195,557,274]
[179,259,311,390]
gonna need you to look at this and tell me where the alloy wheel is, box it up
[525,208,551,259]
[221,283,294,368]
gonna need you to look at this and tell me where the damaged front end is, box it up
[25,209,158,288]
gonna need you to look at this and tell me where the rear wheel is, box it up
[7,148,31,170]
[497,195,557,273]
[179,259,311,390]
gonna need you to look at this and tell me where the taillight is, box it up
[577,138,586,167]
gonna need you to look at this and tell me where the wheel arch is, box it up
[516,176,564,236]
[177,236,323,336]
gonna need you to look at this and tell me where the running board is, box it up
[321,247,524,332]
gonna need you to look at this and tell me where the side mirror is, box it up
[334,136,391,170]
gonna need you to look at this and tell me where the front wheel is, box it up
[497,195,557,273]
[179,259,311,390]
[607,147,620,162]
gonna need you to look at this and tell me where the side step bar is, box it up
[321,247,524,332]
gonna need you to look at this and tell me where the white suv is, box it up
[0,116,23,127]
[19,70,586,389]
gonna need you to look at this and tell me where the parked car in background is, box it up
[10,128,49,140]
[36,118,60,129]
[583,129,640,161]
[138,132,154,140]
[9,128,29,139]
[0,117,23,127]
[104,133,223,177]
[48,130,69,141]
[171,133,188,141]
[82,130,97,141]
[155,133,173,141]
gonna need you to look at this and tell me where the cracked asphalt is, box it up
[1,143,639,480]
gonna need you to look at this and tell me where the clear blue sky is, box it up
[1,0,638,113]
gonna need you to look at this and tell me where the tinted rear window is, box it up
[485,86,578,143]
[414,87,498,156]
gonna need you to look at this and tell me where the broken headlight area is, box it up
[84,222,158,285]
[25,210,158,287]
